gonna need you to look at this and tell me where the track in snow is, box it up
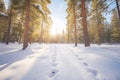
[0,44,120,80]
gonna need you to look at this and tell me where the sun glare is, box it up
[50,17,66,36]
[48,0,67,37]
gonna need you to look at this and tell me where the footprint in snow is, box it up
[83,62,88,67]
[75,54,83,61]
[86,68,98,76]
[49,69,58,78]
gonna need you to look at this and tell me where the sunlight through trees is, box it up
[0,0,120,49]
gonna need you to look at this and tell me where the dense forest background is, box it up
[0,0,120,49]
[65,0,120,46]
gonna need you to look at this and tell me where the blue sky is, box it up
[4,0,10,9]
[104,1,116,22]
[49,0,67,36]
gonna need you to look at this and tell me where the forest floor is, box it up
[0,43,120,80]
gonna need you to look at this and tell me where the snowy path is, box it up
[0,43,120,80]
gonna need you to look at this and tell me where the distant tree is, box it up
[5,1,13,44]
[3,0,25,44]
[89,0,106,44]
[0,1,8,42]
[111,9,120,43]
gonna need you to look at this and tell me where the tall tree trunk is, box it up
[81,0,90,47]
[116,0,120,21]
[5,6,12,45]
[73,0,77,46]
[23,0,30,50]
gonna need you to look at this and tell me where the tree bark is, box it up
[81,0,90,47]
[115,0,120,21]
[23,0,30,50]
[73,0,77,46]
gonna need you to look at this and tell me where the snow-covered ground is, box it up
[0,43,120,80]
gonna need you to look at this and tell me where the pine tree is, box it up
[65,0,77,46]
[89,0,106,44]
[111,9,120,43]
